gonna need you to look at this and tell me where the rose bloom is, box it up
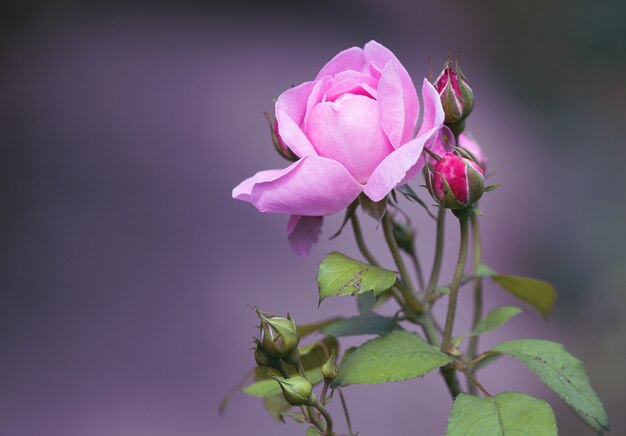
[233,41,445,255]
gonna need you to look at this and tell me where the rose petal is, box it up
[417,78,445,136]
[247,156,363,216]
[275,81,319,158]
[377,61,419,148]
[324,70,379,101]
[316,47,367,79]
[306,94,393,183]
[363,40,398,73]
[287,215,323,257]
[232,168,286,202]
[363,134,431,202]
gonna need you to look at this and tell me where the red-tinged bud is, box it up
[458,132,487,172]
[264,112,298,161]
[434,58,474,125]
[430,152,484,209]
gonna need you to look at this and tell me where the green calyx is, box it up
[272,376,315,406]
[258,310,301,358]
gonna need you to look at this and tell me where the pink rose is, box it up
[431,152,485,209]
[233,41,445,255]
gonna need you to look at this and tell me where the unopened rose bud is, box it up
[258,312,300,359]
[272,376,315,406]
[264,112,298,162]
[429,152,484,209]
[458,132,487,171]
[253,338,279,368]
[321,352,339,381]
[392,221,415,255]
[434,58,474,125]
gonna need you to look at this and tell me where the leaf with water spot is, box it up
[492,339,609,433]
[317,252,397,304]
[447,392,557,436]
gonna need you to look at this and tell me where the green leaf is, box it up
[471,306,522,336]
[357,291,377,314]
[490,274,556,318]
[298,317,343,337]
[447,392,557,436]
[243,367,323,398]
[320,314,403,337]
[262,393,291,422]
[475,263,497,277]
[306,427,322,436]
[331,331,453,388]
[317,251,397,304]
[492,339,609,432]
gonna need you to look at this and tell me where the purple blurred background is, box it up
[1,1,625,435]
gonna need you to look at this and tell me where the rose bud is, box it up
[252,337,279,368]
[321,352,339,381]
[392,221,415,255]
[430,152,484,209]
[272,376,316,406]
[264,112,298,162]
[458,132,487,171]
[434,58,475,125]
[258,312,300,359]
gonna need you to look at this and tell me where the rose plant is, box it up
[223,42,609,436]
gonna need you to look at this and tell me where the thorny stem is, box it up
[426,208,446,304]
[455,362,491,397]
[441,216,470,353]
[467,214,483,394]
[313,401,334,435]
[350,212,379,266]
[338,390,354,436]
[382,213,423,313]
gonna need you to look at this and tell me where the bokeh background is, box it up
[2,1,625,435]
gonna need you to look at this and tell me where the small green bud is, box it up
[258,311,300,358]
[392,221,415,255]
[272,376,315,406]
[264,112,298,162]
[321,352,339,381]
[252,338,279,368]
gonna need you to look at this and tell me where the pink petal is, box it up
[232,168,286,201]
[249,156,363,216]
[324,70,379,101]
[377,61,419,148]
[275,81,319,158]
[306,94,393,184]
[363,134,431,202]
[287,215,323,257]
[363,40,397,72]
[417,79,445,136]
[316,47,367,79]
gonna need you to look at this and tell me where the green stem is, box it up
[467,214,483,394]
[320,380,330,405]
[426,208,446,303]
[441,216,470,353]
[410,251,426,291]
[350,212,379,266]
[338,390,354,436]
[314,401,334,435]
[382,213,423,313]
